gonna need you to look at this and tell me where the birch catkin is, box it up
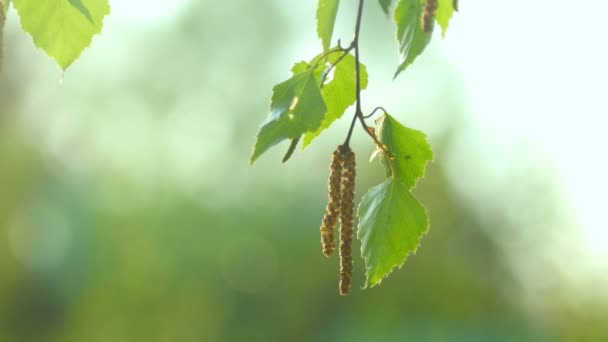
[339,146,356,296]
[422,0,438,33]
[320,146,344,257]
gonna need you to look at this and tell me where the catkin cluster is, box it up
[319,145,356,296]
[339,147,356,296]
[422,0,438,33]
[320,147,344,256]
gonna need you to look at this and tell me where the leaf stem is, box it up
[363,106,388,119]
[344,0,365,147]
[319,48,353,87]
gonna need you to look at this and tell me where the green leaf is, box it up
[378,0,395,15]
[358,178,429,288]
[358,113,433,288]
[316,0,340,51]
[376,114,434,188]
[302,52,368,148]
[436,0,454,37]
[282,137,300,163]
[13,0,110,70]
[68,0,94,23]
[393,0,432,78]
[250,70,327,163]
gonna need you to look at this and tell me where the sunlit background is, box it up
[1,1,607,341]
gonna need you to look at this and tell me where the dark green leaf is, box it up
[358,113,433,288]
[316,0,340,51]
[393,0,432,78]
[282,137,300,163]
[13,0,110,70]
[250,70,326,163]
[302,52,368,148]
[379,0,395,15]
[436,0,454,37]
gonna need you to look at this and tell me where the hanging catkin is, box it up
[422,0,438,33]
[320,146,344,257]
[339,146,356,296]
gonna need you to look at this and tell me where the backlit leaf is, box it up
[436,0,454,37]
[13,0,110,70]
[358,113,433,287]
[251,70,326,163]
[376,113,434,188]
[302,52,368,148]
[393,0,432,77]
[358,178,428,288]
[316,0,340,51]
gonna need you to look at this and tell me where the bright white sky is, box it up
[440,1,608,261]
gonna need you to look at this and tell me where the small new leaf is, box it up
[394,0,433,78]
[316,0,340,51]
[13,0,110,70]
[251,70,326,163]
[435,0,454,37]
[358,113,433,288]
[303,52,368,148]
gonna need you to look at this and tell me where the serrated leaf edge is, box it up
[12,0,111,70]
[357,177,431,289]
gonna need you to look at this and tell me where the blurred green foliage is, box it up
[1,1,607,341]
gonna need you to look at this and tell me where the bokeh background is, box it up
[1,1,608,341]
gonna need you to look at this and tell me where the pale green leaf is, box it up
[316,0,340,51]
[436,0,454,37]
[68,0,93,23]
[358,113,433,288]
[291,61,310,74]
[302,52,368,148]
[13,0,110,70]
[394,0,432,78]
[358,178,429,288]
[251,70,326,163]
[378,0,395,15]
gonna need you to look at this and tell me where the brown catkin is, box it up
[320,146,344,257]
[422,0,438,33]
[339,146,356,296]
